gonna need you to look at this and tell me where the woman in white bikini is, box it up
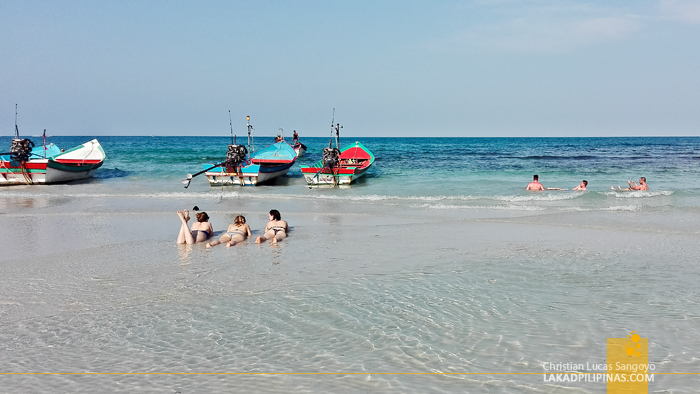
[255,209,288,244]
[176,209,213,244]
[206,215,252,248]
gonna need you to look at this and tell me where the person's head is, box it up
[533,174,539,181]
[195,212,209,222]
[640,177,646,183]
[582,180,588,186]
[269,209,281,221]
[234,215,246,226]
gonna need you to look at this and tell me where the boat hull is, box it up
[301,165,370,185]
[293,143,306,157]
[204,162,294,186]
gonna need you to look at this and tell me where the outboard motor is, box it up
[226,144,248,167]
[10,138,34,162]
[322,147,340,168]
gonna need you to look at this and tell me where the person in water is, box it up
[549,180,589,191]
[526,175,545,191]
[612,177,648,191]
[206,215,252,248]
[256,209,289,244]
[572,180,588,191]
[176,209,213,244]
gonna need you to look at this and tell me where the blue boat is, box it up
[202,117,297,186]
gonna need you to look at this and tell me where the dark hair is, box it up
[583,180,588,186]
[195,212,209,222]
[640,177,646,182]
[533,175,539,180]
[269,209,281,221]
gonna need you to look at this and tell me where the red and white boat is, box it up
[300,141,374,185]
[1,139,106,185]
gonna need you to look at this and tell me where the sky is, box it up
[1,0,699,137]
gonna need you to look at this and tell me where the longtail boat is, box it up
[0,139,106,185]
[203,140,296,186]
[1,107,105,185]
[183,115,296,187]
[299,110,374,185]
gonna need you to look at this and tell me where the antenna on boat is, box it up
[14,104,19,138]
[246,115,253,154]
[329,108,335,148]
[229,110,234,145]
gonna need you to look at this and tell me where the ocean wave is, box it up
[411,203,545,211]
[559,205,642,212]
[493,191,586,202]
[0,189,667,206]
[603,190,673,198]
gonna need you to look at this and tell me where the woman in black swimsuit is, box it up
[176,209,213,244]
[206,215,252,248]
[255,209,289,244]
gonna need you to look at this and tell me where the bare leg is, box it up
[226,234,246,247]
[207,234,231,248]
[272,232,287,244]
[255,236,266,244]
[176,211,188,244]
[176,210,196,244]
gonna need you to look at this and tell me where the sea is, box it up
[1,135,699,393]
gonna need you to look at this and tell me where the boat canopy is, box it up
[250,142,297,164]
[339,147,371,160]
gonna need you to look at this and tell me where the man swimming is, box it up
[572,180,588,191]
[526,175,545,191]
[612,177,648,191]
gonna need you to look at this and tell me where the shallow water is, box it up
[1,136,699,392]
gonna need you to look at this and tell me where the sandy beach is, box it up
[1,187,698,392]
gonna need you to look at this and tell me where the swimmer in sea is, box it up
[612,177,648,191]
[176,209,213,244]
[572,180,588,191]
[526,174,545,191]
[255,209,289,244]
[206,215,252,248]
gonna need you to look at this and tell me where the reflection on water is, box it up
[177,244,193,264]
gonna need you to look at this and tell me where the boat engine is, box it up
[10,138,34,162]
[322,147,340,168]
[226,144,248,167]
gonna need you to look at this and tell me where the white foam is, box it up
[411,203,545,211]
[493,191,585,202]
[603,190,673,198]
[559,205,642,212]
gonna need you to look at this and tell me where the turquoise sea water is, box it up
[1,135,699,393]
[6,134,697,199]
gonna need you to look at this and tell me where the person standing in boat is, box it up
[292,130,299,144]
[206,215,252,248]
[176,209,213,244]
[255,209,289,244]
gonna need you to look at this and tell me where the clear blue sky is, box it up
[2,0,699,137]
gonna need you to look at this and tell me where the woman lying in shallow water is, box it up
[176,209,213,244]
[256,209,288,244]
[206,215,252,248]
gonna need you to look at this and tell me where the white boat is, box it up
[1,139,106,185]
